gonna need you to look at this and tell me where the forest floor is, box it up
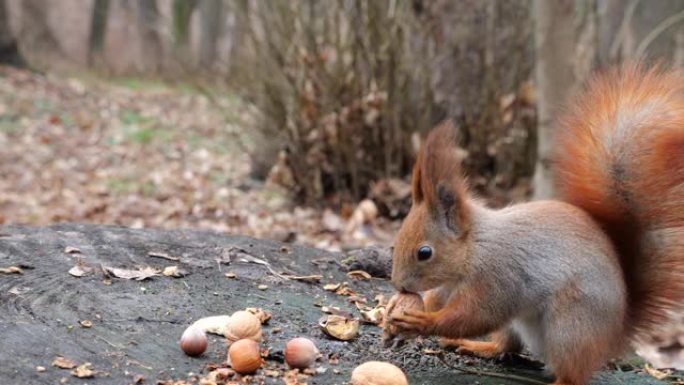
[0,65,398,252]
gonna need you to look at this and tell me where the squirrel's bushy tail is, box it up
[555,64,684,341]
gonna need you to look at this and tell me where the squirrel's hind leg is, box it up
[543,280,625,385]
[439,329,522,358]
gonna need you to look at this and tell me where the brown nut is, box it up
[224,310,262,343]
[285,337,319,369]
[228,339,262,374]
[180,326,208,357]
[383,292,424,341]
[351,361,408,385]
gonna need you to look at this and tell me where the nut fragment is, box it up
[285,338,319,369]
[192,315,232,335]
[52,357,77,369]
[350,361,408,385]
[225,311,262,343]
[383,292,424,341]
[319,315,359,341]
[180,326,208,357]
[228,339,262,374]
[245,307,272,324]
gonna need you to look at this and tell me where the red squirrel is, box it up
[386,65,684,385]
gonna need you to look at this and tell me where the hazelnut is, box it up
[383,292,424,341]
[225,311,262,343]
[180,326,208,357]
[228,339,262,374]
[351,361,408,385]
[284,337,319,369]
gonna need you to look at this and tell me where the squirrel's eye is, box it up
[417,246,433,261]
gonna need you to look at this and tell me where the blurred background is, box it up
[1,0,684,251]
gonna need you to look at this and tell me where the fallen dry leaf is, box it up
[64,246,81,254]
[347,270,372,280]
[52,356,77,369]
[225,272,236,279]
[0,266,22,274]
[229,247,269,266]
[320,306,355,320]
[643,365,672,380]
[335,286,357,296]
[319,314,359,341]
[8,286,29,295]
[283,369,311,385]
[103,266,160,281]
[286,274,322,283]
[204,368,236,383]
[68,263,95,277]
[360,306,385,325]
[348,295,367,304]
[147,251,180,261]
[323,283,342,292]
[162,265,186,278]
[71,362,95,378]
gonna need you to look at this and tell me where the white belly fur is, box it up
[511,311,545,358]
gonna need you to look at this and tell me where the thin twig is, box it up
[96,335,126,350]
[126,358,154,370]
[265,264,289,280]
[636,8,684,57]
[436,353,547,385]
[609,0,640,60]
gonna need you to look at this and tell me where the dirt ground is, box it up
[0,224,677,384]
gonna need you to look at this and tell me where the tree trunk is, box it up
[17,0,61,69]
[172,0,197,48]
[199,0,223,67]
[532,0,576,200]
[136,0,163,73]
[0,0,24,66]
[88,0,110,66]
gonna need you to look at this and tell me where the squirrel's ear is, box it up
[416,121,469,233]
[411,150,424,203]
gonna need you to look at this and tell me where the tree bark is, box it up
[0,0,24,66]
[532,0,576,200]
[199,0,224,67]
[17,0,61,69]
[88,0,110,66]
[136,0,163,73]
[172,0,198,48]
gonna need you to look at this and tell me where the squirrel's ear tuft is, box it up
[411,150,425,203]
[413,120,469,233]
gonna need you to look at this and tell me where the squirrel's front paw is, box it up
[389,309,437,335]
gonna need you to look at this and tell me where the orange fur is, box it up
[556,64,684,339]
